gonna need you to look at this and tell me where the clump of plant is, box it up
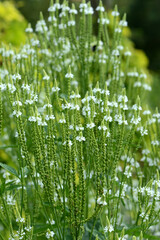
[0,0,159,239]
[0,1,27,46]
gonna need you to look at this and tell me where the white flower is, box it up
[115,28,122,33]
[48,16,57,22]
[43,104,52,109]
[52,86,60,92]
[16,217,25,223]
[68,20,76,26]
[70,94,81,99]
[97,196,107,206]
[104,115,112,122]
[151,140,160,146]
[96,6,105,12]
[21,84,30,93]
[69,9,78,14]
[119,20,128,27]
[63,140,72,147]
[36,20,48,33]
[143,83,152,91]
[24,226,32,232]
[118,95,128,103]
[132,104,142,111]
[98,18,110,25]
[153,113,160,118]
[137,127,148,136]
[117,45,124,50]
[98,125,107,131]
[59,119,66,123]
[124,51,131,56]
[28,116,37,122]
[79,3,88,11]
[76,126,84,131]
[48,3,61,12]
[46,219,55,225]
[13,110,22,117]
[112,11,120,16]
[45,115,55,121]
[127,72,139,77]
[59,23,66,29]
[85,6,94,15]
[86,123,95,129]
[25,100,34,105]
[0,83,7,91]
[112,49,120,56]
[140,73,147,79]
[46,230,55,239]
[76,136,86,142]
[104,224,114,232]
[65,73,74,78]
[134,81,142,87]
[31,39,40,46]
[43,75,50,81]
[13,101,22,106]
[142,149,150,155]
[6,195,16,205]
[12,73,21,81]
[25,27,33,33]
[130,116,141,125]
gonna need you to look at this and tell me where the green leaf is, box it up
[5,184,21,192]
[0,177,5,196]
[0,145,18,149]
[0,163,19,178]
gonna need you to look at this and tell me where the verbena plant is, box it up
[0,0,159,239]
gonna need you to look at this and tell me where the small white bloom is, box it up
[119,20,128,27]
[76,136,86,142]
[68,20,76,26]
[25,27,33,33]
[115,28,122,33]
[59,119,66,123]
[12,73,21,81]
[112,11,120,17]
[134,81,142,87]
[98,125,107,131]
[86,123,95,129]
[104,115,112,122]
[65,73,74,78]
[0,83,7,91]
[98,18,110,25]
[104,224,114,232]
[46,230,55,239]
[43,104,52,109]
[13,110,22,117]
[52,86,60,92]
[112,49,120,56]
[132,104,142,111]
[69,9,78,14]
[124,51,132,56]
[151,140,160,146]
[143,83,152,91]
[96,6,105,12]
[43,75,50,81]
[16,217,25,223]
[13,101,22,106]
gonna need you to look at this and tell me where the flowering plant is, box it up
[0,1,159,239]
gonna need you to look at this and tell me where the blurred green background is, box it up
[0,0,160,108]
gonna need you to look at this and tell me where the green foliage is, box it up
[0,1,27,46]
[0,1,159,239]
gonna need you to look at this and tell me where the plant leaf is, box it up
[0,163,19,178]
